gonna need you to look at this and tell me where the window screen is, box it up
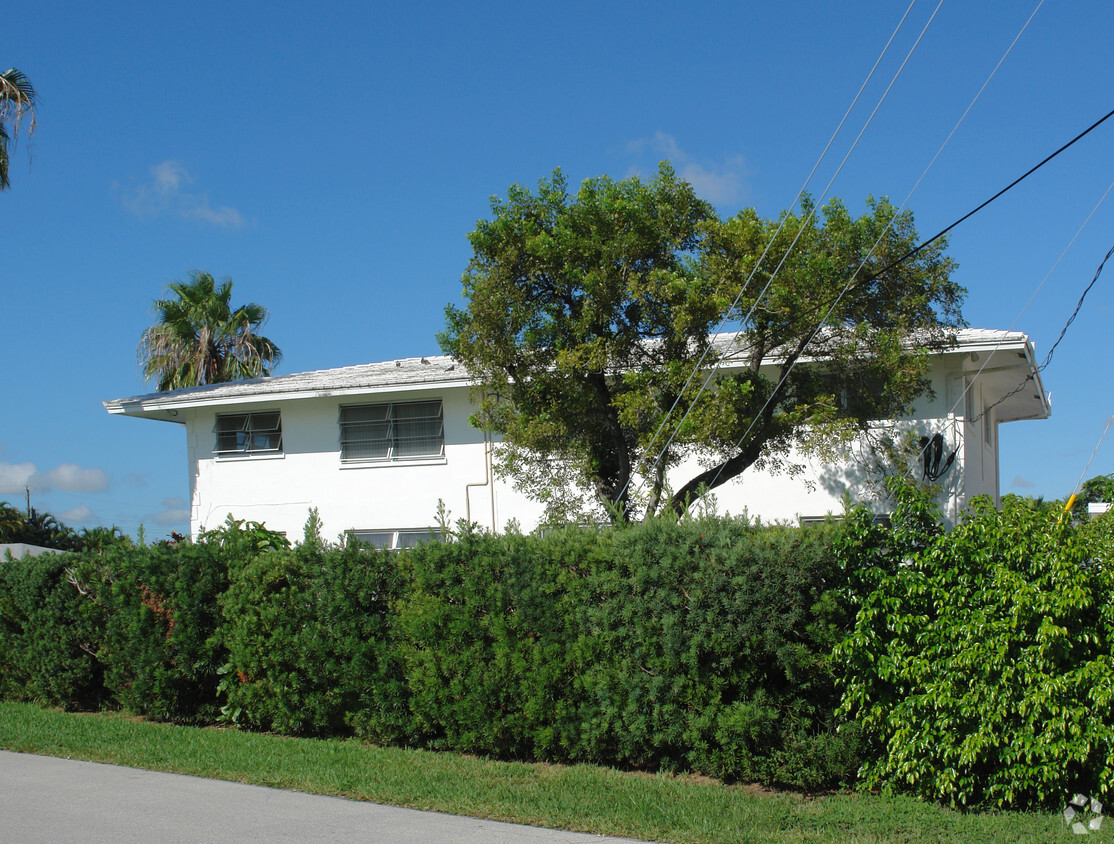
[340,401,443,461]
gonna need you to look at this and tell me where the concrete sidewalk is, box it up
[0,750,652,843]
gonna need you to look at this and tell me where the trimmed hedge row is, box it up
[0,515,857,790]
[393,519,860,788]
[6,492,1114,807]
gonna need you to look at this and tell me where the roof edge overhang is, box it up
[104,329,1050,423]
[105,372,473,419]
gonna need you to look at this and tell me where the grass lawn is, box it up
[0,701,1071,843]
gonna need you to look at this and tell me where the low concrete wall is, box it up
[0,542,61,559]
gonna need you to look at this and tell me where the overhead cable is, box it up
[972,238,1114,422]
[619,0,943,515]
[699,1,1047,496]
[1063,414,1114,517]
[615,0,922,511]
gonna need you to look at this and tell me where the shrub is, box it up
[219,539,408,739]
[395,518,861,789]
[396,525,602,758]
[836,479,1114,808]
[96,541,229,723]
[0,551,107,709]
[572,517,860,788]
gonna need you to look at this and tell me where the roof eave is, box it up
[103,377,475,417]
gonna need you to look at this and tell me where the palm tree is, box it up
[1,68,37,190]
[0,501,24,540]
[138,271,283,391]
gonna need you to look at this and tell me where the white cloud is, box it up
[150,497,190,526]
[625,132,749,206]
[1010,475,1036,489]
[122,159,246,228]
[42,463,110,493]
[0,461,110,495]
[0,462,38,495]
[59,504,97,525]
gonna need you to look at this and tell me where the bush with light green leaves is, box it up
[836,479,1114,809]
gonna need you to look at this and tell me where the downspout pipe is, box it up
[465,428,496,532]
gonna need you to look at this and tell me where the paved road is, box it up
[0,751,651,843]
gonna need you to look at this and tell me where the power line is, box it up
[917,177,1113,481]
[619,0,945,515]
[677,2,1049,502]
[615,0,924,512]
[1065,414,1114,513]
[972,238,1114,423]
[866,105,1114,289]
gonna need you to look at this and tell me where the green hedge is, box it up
[394,518,860,788]
[219,538,409,741]
[97,541,229,723]
[8,496,1114,807]
[0,552,107,709]
[396,526,603,760]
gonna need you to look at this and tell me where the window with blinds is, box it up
[339,400,444,462]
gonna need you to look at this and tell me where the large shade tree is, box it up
[440,164,965,524]
[1,68,37,190]
[139,271,282,391]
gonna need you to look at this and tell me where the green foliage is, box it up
[95,541,229,723]
[397,525,603,759]
[138,271,283,391]
[1076,472,1114,520]
[836,478,1114,808]
[395,519,861,788]
[0,514,289,721]
[441,163,719,523]
[573,518,860,788]
[0,68,37,191]
[198,514,289,576]
[440,166,965,523]
[218,539,408,739]
[0,553,107,709]
[0,501,133,551]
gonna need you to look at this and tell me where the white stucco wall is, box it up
[182,353,987,539]
[186,385,545,540]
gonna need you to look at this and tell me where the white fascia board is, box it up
[104,377,474,418]
[952,336,1028,356]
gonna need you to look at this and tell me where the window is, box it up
[339,400,444,462]
[214,411,282,456]
[351,528,438,550]
[817,371,885,417]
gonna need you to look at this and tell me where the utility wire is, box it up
[619,0,943,515]
[873,105,1114,286]
[1064,414,1114,517]
[615,0,922,513]
[633,1,1057,511]
[925,178,1113,478]
[690,2,1047,500]
[971,238,1114,422]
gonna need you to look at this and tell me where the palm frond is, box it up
[0,68,37,191]
[138,271,282,391]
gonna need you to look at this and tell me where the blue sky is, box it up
[3,1,1113,538]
